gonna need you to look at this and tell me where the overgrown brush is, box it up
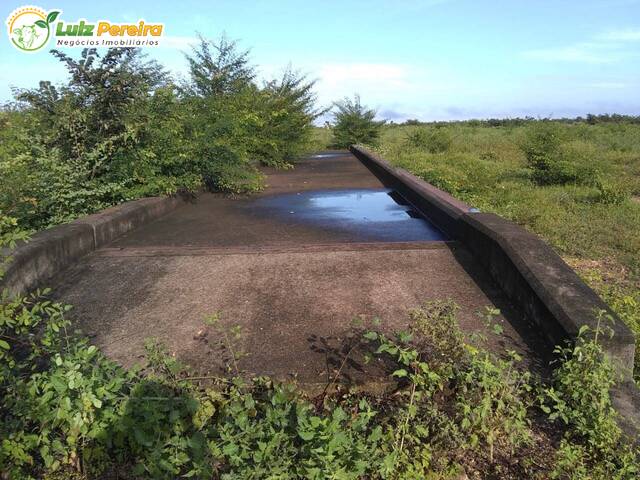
[0,37,320,234]
[405,127,452,153]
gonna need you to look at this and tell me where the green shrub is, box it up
[541,317,639,478]
[331,95,385,148]
[520,121,577,185]
[1,39,321,234]
[594,178,630,205]
[405,128,452,153]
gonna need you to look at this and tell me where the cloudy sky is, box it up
[2,0,640,121]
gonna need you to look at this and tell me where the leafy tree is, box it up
[17,48,167,170]
[0,39,322,232]
[182,36,321,183]
[331,95,385,148]
[253,67,322,166]
[182,33,255,98]
[5,49,176,229]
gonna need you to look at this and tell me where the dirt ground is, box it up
[50,151,550,387]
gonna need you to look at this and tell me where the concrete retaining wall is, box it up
[351,145,635,372]
[0,195,186,297]
[351,144,640,437]
[351,146,471,238]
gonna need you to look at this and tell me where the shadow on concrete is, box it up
[448,243,553,375]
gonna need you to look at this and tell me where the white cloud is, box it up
[303,62,456,109]
[524,43,623,63]
[316,63,412,95]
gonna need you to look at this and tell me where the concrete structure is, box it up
[1,148,637,435]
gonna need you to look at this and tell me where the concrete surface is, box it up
[49,151,549,386]
[0,195,186,297]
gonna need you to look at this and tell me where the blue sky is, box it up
[2,0,640,121]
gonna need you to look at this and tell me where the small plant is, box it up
[456,348,532,462]
[541,313,639,478]
[594,178,629,205]
[203,311,247,376]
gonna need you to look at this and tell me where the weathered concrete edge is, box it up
[0,195,186,297]
[350,145,473,238]
[350,145,635,366]
[350,145,639,437]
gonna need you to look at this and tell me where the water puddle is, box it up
[251,189,448,242]
[309,153,345,159]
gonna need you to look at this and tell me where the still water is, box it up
[251,189,447,242]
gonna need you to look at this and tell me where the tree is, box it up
[331,95,385,148]
[15,48,167,174]
[182,34,255,98]
[255,67,323,165]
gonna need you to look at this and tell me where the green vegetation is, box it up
[0,37,319,234]
[331,95,385,148]
[1,40,638,478]
[2,241,638,480]
[371,119,640,376]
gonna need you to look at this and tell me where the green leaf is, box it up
[47,11,60,24]
[298,430,315,441]
[35,20,47,29]
[363,331,378,341]
[0,339,9,350]
[133,428,153,447]
[392,368,408,378]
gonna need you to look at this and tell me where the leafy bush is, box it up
[520,121,576,185]
[0,39,320,234]
[405,128,452,153]
[331,95,385,148]
[594,178,629,205]
[542,317,639,478]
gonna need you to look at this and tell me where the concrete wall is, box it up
[352,146,471,238]
[0,195,186,297]
[351,144,640,437]
[351,145,635,372]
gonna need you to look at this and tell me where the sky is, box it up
[1,0,640,121]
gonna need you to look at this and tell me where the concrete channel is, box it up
[42,150,549,387]
[2,148,637,433]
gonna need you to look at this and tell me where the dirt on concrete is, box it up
[50,151,550,388]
